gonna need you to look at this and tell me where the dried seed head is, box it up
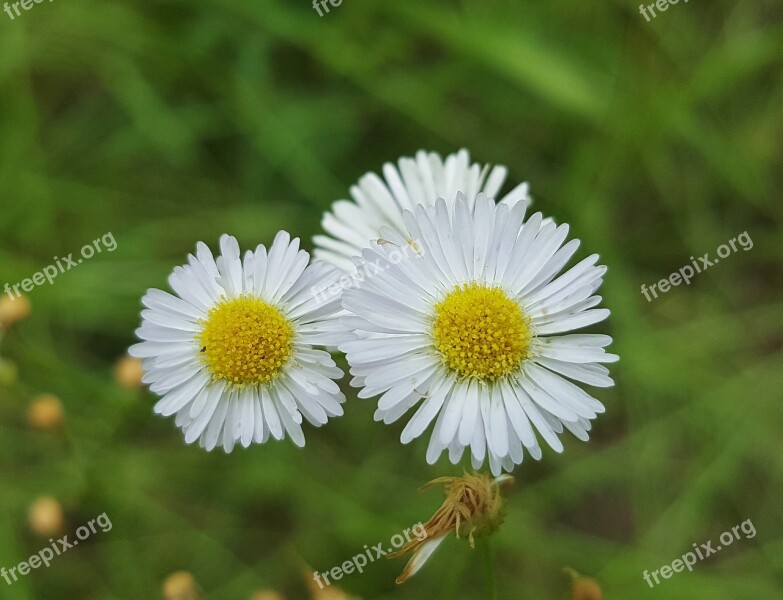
[389,472,513,583]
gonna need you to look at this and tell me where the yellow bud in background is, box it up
[565,568,603,600]
[0,358,17,386]
[162,571,201,600]
[303,567,361,599]
[572,577,602,600]
[115,355,144,389]
[250,591,286,600]
[0,294,31,329]
[28,496,65,537]
[27,394,65,431]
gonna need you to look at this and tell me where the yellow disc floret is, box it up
[197,295,294,386]
[432,283,531,381]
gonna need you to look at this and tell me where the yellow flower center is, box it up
[197,295,294,386]
[432,283,531,381]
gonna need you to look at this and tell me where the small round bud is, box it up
[162,571,201,600]
[0,294,31,329]
[0,358,17,386]
[27,394,65,431]
[565,569,603,600]
[115,355,144,389]
[250,592,286,600]
[28,496,65,537]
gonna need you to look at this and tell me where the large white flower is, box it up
[340,194,617,475]
[130,233,347,452]
[314,149,531,271]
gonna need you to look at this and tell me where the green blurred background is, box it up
[1,0,781,598]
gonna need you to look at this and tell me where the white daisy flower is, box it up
[340,194,618,475]
[129,233,347,452]
[314,149,532,271]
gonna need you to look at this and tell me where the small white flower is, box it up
[314,149,531,271]
[340,194,618,475]
[130,233,347,452]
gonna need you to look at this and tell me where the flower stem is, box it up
[480,538,497,600]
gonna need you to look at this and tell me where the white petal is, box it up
[395,535,447,584]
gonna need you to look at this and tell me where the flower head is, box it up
[341,194,617,474]
[314,149,531,271]
[389,472,512,583]
[130,233,347,451]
